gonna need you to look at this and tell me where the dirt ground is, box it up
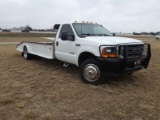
[0,35,160,120]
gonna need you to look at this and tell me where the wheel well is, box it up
[22,46,26,54]
[23,46,27,51]
[78,52,96,66]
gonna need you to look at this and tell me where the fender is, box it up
[23,44,33,54]
[75,46,100,66]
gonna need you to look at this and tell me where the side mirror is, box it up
[69,35,75,41]
[61,32,75,41]
[54,24,60,30]
[61,32,68,40]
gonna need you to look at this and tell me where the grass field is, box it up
[0,32,55,37]
[0,34,160,120]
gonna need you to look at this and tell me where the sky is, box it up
[0,0,160,33]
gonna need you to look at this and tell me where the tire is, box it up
[80,59,104,85]
[127,72,134,75]
[23,47,32,60]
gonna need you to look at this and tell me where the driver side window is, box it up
[59,24,74,39]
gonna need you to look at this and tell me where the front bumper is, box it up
[97,44,151,76]
[97,57,144,76]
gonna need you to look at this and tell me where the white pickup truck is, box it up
[156,34,160,39]
[16,22,151,85]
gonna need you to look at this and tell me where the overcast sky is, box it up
[0,0,160,32]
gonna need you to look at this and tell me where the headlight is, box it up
[102,47,117,58]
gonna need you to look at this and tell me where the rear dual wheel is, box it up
[23,47,32,60]
[80,59,104,85]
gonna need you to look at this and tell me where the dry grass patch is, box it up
[140,104,155,112]
[0,36,160,120]
[21,94,33,100]
[15,102,26,109]
[0,96,14,104]
[41,113,53,120]
[114,111,126,118]
[22,109,40,119]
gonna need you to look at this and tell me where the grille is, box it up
[126,45,144,59]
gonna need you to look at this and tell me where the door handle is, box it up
[56,41,59,46]
[76,44,81,46]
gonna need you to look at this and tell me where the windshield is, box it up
[72,23,112,37]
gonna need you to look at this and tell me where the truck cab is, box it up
[16,22,151,85]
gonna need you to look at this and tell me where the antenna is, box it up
[81,10,83,37]
[81,10,83,22]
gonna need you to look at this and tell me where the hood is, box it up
[83,36,143,45]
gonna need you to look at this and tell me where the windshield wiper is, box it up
[81,33,96,36]
[95,34,110,36]
[81,33,110,37]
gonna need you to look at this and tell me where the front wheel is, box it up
[80,59,104,85]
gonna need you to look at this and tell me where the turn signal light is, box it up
[102,48,117,58]
[102,48,109,57]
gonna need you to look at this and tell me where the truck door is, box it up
[55,24,76,64]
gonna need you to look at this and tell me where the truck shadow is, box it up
[18,55,141,87]
[105,75,137,86]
